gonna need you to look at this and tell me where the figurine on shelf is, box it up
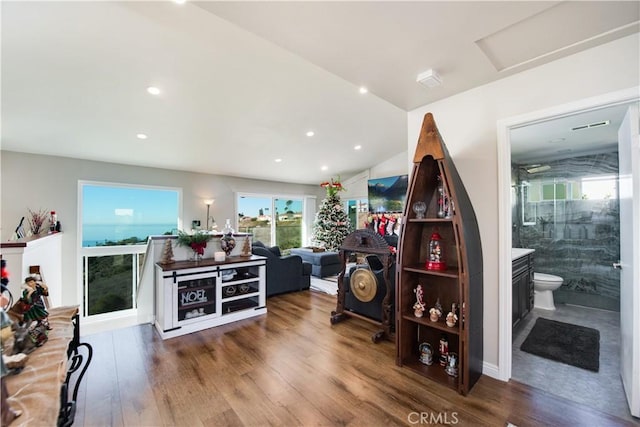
[425,230,447,271]
[419,342,433,366]
[446,303,458,328]
[445,352,458,377]
[429,297,442,322]
[413,284,426,317]
[439,334,449,366]
[240,235,252,257]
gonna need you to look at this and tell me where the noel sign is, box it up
[181,289,208,305]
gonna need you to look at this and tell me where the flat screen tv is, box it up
[368,174,408,213]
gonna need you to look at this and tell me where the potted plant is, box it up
[176,230,212,261]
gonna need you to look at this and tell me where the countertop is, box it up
[512,248,535,261]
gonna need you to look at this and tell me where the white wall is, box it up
[0,151,317,306]
[408,33,640,371]
[369,150,408,180]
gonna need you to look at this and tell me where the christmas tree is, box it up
[312,177,351,251]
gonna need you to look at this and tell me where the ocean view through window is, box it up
[80,182,180,320]
[82,184,179,247]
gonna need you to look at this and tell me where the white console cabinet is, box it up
[155,255,266,339]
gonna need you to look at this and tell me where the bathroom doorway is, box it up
[497,88,640,421]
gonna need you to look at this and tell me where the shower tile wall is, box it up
[513,152,620,311]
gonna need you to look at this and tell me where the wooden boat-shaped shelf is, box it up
[396,113,483,395]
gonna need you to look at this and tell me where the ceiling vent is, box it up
[571,120,610,131]
[416,69,442,88]
[521,164,551,174]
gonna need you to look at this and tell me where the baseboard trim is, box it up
[482,361,502,380]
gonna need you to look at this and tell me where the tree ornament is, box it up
[160,239,175,264]
[241,235,252,257]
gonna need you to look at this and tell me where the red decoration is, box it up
[425,231,446,271]
[190,242,207,255]
[320,176,345,197]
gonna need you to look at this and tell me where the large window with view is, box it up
[80,182,180,318]
[237,194,304,253]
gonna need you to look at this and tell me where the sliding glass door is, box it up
[237,194,304,252]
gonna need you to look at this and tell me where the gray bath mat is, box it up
[520,317,600,372]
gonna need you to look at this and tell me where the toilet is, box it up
[533,273,564,310]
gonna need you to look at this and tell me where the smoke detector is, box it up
[417,69,442,88]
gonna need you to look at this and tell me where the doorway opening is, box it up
[497,87,639,421]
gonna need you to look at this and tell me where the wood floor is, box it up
[73,290,635,427]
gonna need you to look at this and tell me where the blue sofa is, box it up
[252,241,311,297]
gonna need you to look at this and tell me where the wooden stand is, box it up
[330,229,394,343]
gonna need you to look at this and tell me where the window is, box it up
[81,184,179,247]
[345,198,368,230]
[79,182,180,318]
[237,194,305,252]
[580,175,617,200]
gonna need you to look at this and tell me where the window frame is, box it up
[77,180,182,320]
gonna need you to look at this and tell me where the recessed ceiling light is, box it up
[321,165,328,171]
[354,145,362,150]
[359,87,368,94]
[274,158,282,163]
[174,0,186,4]
[306,131,315,137]
[147,86,161,95]
[136,133,148,140]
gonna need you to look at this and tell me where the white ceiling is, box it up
[2,1,638,185]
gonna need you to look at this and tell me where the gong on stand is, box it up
[330,229,395,343]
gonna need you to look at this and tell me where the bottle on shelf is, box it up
[222,219,235,235]
[49,211,58,233]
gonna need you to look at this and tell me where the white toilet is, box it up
[533,273,564,310]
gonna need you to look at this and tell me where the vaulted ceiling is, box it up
[2,1,638,184]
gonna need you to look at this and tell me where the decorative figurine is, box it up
[1,306,23,425]
[18,277,50,330]
[445,352,458,377]
[425,230,446,271]
[240,235,252,257]
[159,238,175,264]
[413,284,426,317]
[429,298,442,322]
[446,303,458,327]
[439,334,449,367]
[419,342,433,366]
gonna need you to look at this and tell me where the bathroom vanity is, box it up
[512,248,534,329]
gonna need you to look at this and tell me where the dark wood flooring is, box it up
[74,290,635,426]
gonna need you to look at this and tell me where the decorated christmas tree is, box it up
[311,177,351,251]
